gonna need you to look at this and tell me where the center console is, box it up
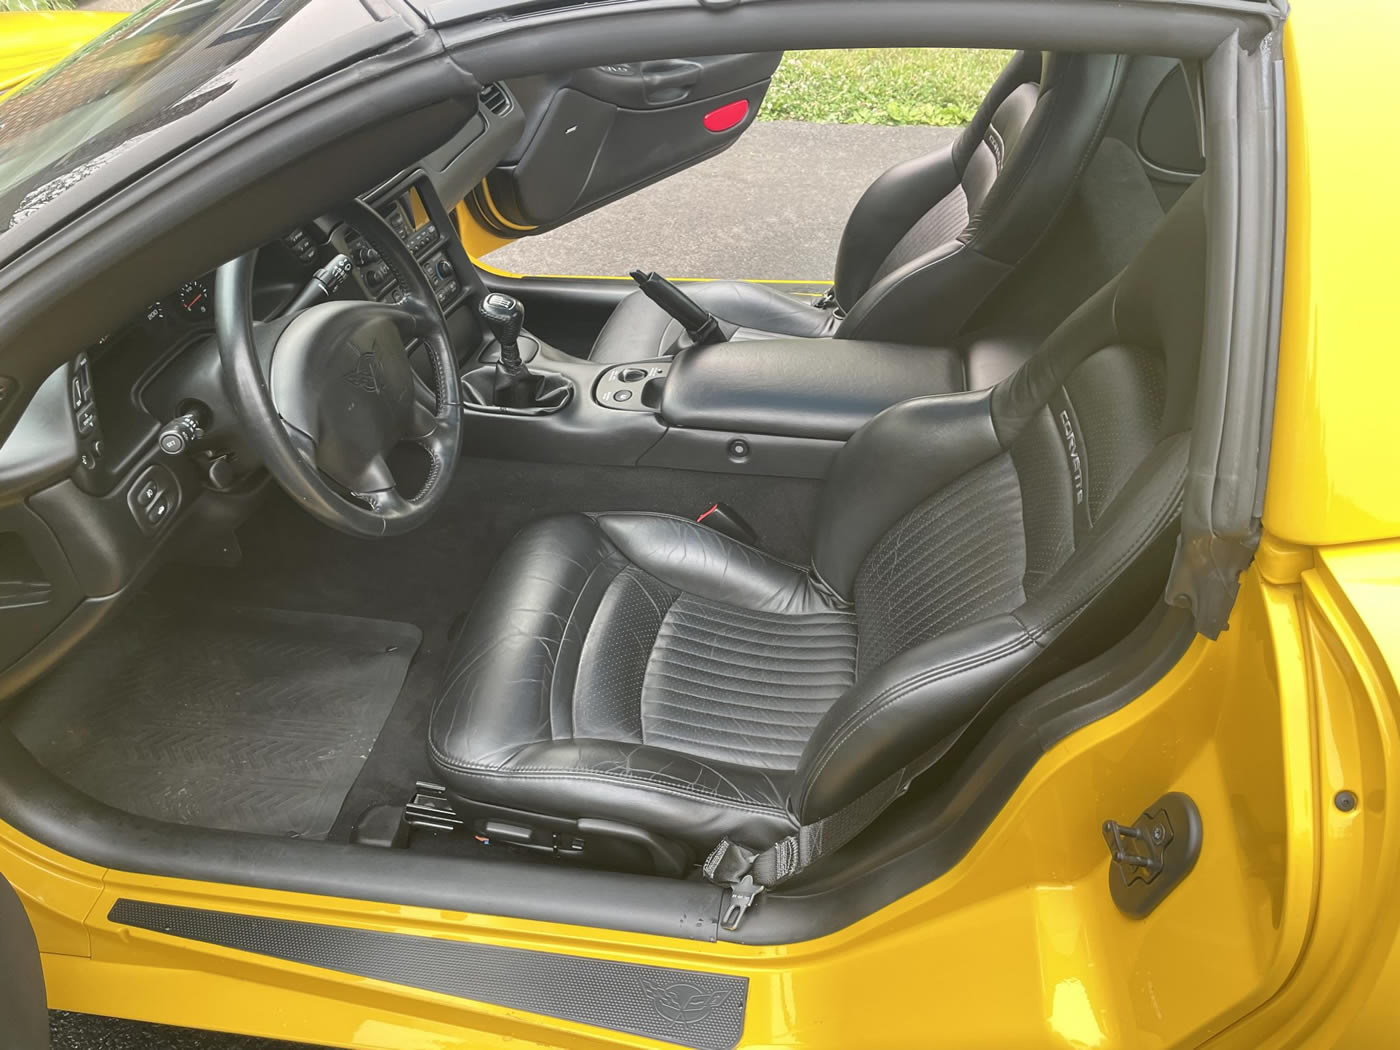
[359,176,969,481]
[455,298,969,480]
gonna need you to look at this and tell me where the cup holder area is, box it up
[595,361,670,412]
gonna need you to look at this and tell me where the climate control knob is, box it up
[435,259,454,280]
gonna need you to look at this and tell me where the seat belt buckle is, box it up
[720,874,762,931]
[696,502,759,547]
[812,287,838,310]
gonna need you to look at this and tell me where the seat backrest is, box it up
[793,179,1207,822]
[831,51,1129,346]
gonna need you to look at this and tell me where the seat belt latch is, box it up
[720,874,763,931]
[696,502,758,547]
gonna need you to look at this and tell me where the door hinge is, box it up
[1102,791,1202,917]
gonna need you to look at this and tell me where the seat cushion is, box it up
[428,512,854,850]
[589,281,838,364]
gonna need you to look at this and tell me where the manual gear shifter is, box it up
[465,292,574,414]
[478,292,534,408]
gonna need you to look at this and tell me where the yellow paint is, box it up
[9,7,1400,1049]
[1,561,1335,1048]
[477,178,538,233]
[454,201,517,260]
[0,11,124,96]
[1263,0,1400,545]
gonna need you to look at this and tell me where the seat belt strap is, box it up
[704,769,908,931]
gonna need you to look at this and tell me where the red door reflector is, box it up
[703,99,750,132]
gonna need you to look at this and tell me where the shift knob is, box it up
[479,292,525,360]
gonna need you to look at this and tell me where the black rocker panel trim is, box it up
[108,899,747,1050]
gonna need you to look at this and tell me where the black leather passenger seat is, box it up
[429,179,1207,871]
[589,51,1130,364]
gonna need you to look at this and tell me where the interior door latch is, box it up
[1101,791,1202,917]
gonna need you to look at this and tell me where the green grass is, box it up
[759,48,1012,126]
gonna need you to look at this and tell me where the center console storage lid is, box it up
[660,337,965,441]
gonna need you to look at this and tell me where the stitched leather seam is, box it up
[558,543,630,742]
[426,739,787,815]
[798,632,1035,810]
[588,510,814,575]
[1031,476,1185,639]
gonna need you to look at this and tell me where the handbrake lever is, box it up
[629,270,727,347]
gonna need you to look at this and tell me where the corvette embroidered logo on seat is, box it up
[1059,409,1085,506]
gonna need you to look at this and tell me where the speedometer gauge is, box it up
[176,279,210,319]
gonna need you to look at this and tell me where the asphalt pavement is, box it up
[45,120,945,1049]
[488,121,958,280]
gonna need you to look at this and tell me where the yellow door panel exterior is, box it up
[0,561,1331,1049]
[1264,1,1400,545]
[0,11,124,96]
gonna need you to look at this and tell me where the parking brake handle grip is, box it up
[629,270,726,347]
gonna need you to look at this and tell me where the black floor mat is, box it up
[9,603,420,840]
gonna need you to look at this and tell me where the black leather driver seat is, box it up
[430,181,1205,868]
[589,51,1128,364]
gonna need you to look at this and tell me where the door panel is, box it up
[0,871,48,1049]
[475,52,781,234]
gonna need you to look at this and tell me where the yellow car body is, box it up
[4,1,1400,1048]
[0,11,124,96]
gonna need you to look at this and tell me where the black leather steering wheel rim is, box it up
[215,200,462,538]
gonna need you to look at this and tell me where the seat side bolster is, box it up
[428,514,624,768]
[832,147,964,309]
[791,614,1037,820]
[813,389,1003,599]
[430,737,800,850]
[590,512,830,615]
[964,53,1128,266]
[835,241,1010,345]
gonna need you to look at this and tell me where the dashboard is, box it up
[69,178,479,507]
[0,73,526,692]
[0,169,490,681]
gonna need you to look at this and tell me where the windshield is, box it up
[0,0,328,241]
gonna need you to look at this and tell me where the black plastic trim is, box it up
[436,0,1281,82]
[109,898,747,1050]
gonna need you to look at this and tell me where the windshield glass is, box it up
[0,0,313,238]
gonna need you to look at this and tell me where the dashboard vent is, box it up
[480,83,512,117]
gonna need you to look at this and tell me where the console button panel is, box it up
[70,353,105,474]
[126,464,179,535]
[595,361,670,412]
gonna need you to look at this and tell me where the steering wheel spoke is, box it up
[388,298,441,341]
[215,199,462,538]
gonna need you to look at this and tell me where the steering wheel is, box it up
[215,200,462,538]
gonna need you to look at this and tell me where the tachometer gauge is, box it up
[176,279,211,319]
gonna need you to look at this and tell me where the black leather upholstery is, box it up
[590,280,839,364]
[589,51,1128,365]
[660,337,967,440]
[432,181,1206,859]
